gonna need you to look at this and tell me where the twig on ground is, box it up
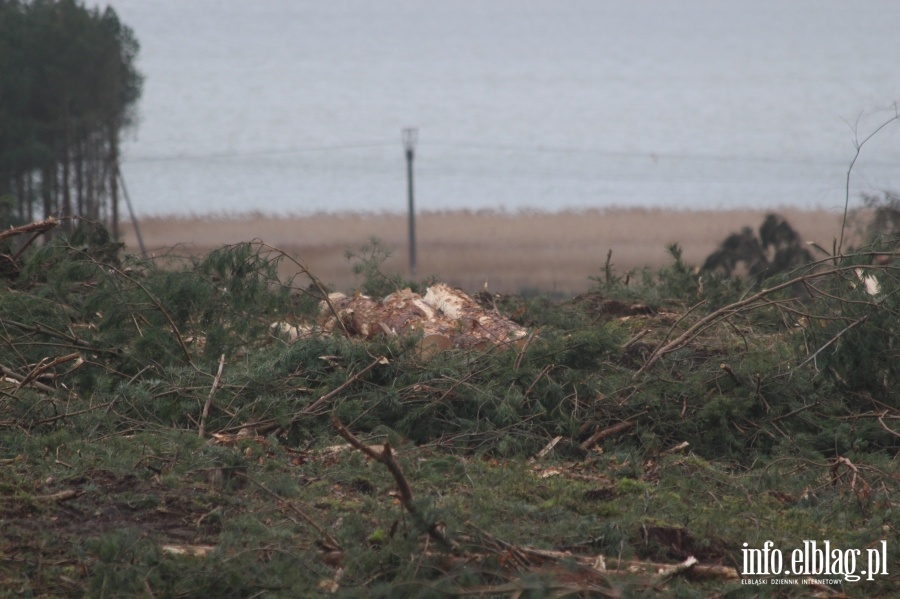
[239,472,342,551]
[11,230,46,263]
[442,579,614,598]
[655,299,707,354]
[32,489,80,502]
[719,363,741,385]
[29,402,113,427]
[768,402,815,424]
[466,523,737,588]
[613,557,737,581]
[523,364,552,399]
[239,354,391,438]
[624,328,650,350]
[659,441,690,456]
[3,320,119,356]
[532,435,563,460]
[332,412,457,550]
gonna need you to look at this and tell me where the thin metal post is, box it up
[403,128,418,278]
[116,166,147,255]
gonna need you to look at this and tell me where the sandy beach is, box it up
[120,208,847,294]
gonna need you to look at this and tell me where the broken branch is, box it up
[301,355,388,416]
[239,472,341,550]
[636,265,889,375]
[32,489,79,503]
[580,420,636,450]
[0,217,59,243]
[332,412,457,550]
[14,353,82,395]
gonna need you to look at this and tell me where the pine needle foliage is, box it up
[345,237,419,297]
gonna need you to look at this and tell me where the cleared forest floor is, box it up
[2,214,896,597]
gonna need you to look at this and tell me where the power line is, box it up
[424,140,879,168]
[123,141,397,163]
[120,138,899,169]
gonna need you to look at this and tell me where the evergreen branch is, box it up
[256,242,351,337]
[635,264,892,376]
[77,253,195,365]
[3,319,119,356]
[28,401,113,427]
[299,354,388,416]
[238,472,341,550]
[11,230,48,262]
[795,314,868,372]
[654,298,707,354]
[225,354,389,436]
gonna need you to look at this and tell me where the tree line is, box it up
[0,0,142,236]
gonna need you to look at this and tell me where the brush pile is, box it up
[318,283,528,353]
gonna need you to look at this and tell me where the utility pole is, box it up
[403,128,418,278]
[116,165,146,255]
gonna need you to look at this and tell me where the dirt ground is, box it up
[120,208,846,294]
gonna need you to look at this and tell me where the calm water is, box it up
[95,0,900,216]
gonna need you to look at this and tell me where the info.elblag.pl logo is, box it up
[741,540,889,584]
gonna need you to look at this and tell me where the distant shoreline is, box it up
[128,203,853,222]
[122,207,849,294]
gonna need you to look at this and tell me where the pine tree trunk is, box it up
[15,173,26,223]
[109,125,120,239]
[61,104,72,233]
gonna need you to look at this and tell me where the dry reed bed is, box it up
[122,208,844,293]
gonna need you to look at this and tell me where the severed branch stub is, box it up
[199,354,226,438]
[14,352,83,396]
[1,217,61,279]
[331,412,457,550]
[0,216,59,243]
[580,419,637,450]
[652,555,699,586]
[830,455,871,502]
